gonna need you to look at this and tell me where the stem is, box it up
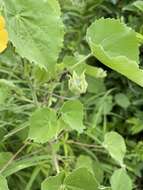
[103,114,107,135]
[85,131,103,145]
[53,152,60,174]
[28,77,39,107]
[31,84,39,107]
[71,53,92,70]
[67,140,102,149]
[50,143,60,174]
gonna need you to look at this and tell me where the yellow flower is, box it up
[0,16,8,53]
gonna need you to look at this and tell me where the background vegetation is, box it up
[0,0,143,189]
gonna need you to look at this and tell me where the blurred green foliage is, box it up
[0,0,143,189]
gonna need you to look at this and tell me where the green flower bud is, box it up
[68,71,88,95]
[96,68,107,78]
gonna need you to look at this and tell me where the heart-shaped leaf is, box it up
[110,169,132,190]
[4,0,64,70]
[87,18,143,87]
[60,100,85,133]
[103,132,126,166]
[29,108,61,144]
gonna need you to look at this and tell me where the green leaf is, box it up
[28,107,61,144]
[136,32,143,44]
[64,168,99,190]
[0,87,9,105]
[76,155,94,174]
[0,45,20,65]
[103,132,126,165]
[95,95,113,115]
[86,18,143,87]
[3,155,51,177]
[41,168,99,190]
[85,64,107,78]
[76,155,104,184]
[0,175,9,190]
[110,169,132,190]
[115,93,130,109]
[4,0,64,69]
[133,1,143,12]
[87,76,106,94]
[92,160,104,184]
[127,117,143,135]
[0,152,13,169]
[41,172,65,190]
[60,100,85,133]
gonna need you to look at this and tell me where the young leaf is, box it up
[60,100,85,133]
[28,108,61,144]
[103,132,126,165]
[64,168,99,190]
[4,0,64,70]
[115,93,130,109]
[86,18,143,87]
[0,175,9,190]
[110,169,132,190]
[41,172,65,190]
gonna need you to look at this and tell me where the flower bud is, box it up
[68,71,88,95]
